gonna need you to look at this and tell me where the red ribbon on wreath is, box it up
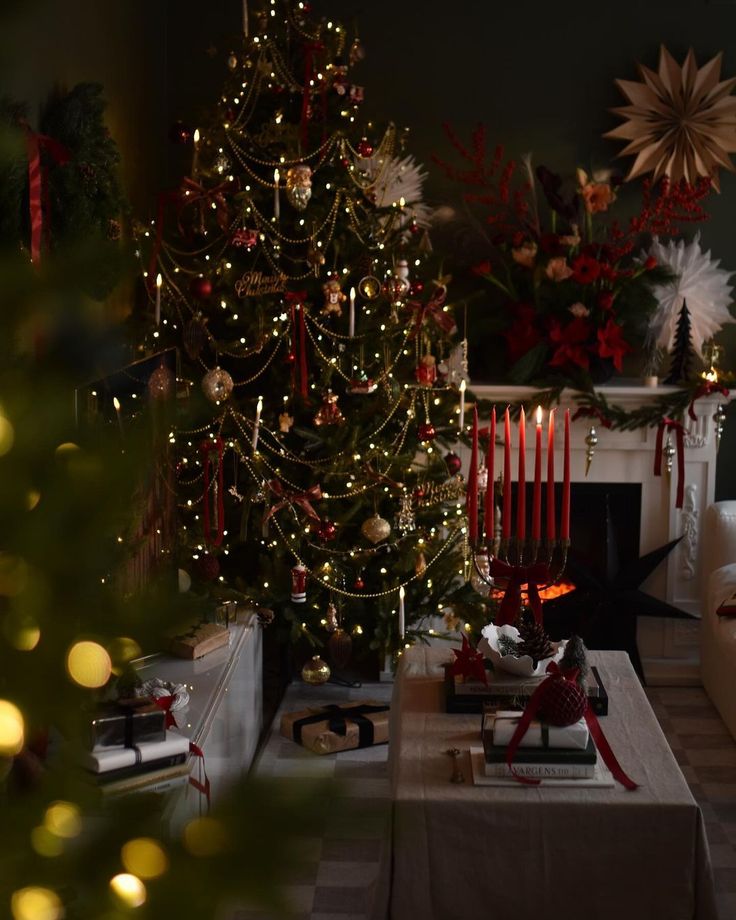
[286,292,309,399]
[263,480,322,524]
[487,558,550,626]
[688,382,729,421]
[188,741,211,809]
[22,124,70,263]
[571,406,613,428]
[505,661,638,790]
[200,437,225,546]
[653,417,685,509]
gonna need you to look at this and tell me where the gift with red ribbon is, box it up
[23,124,70,263]
[200,437,225,547]
[505,661,638,790]
[688,381,729,421]
[653,416,685,509]
[263,480,322,524]
[488,558,551,627]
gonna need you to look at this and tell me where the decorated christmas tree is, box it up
[137,0,487,664]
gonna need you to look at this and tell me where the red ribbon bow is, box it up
[688,382,729,421]
[152,694,178,729]
[286,293,309,400]
[487,558,551,626]
[200,437,225,546]
[23,125,70,263]
[263,480,322,524]
[408,288,456,338]
[571,406,613,428]
[654,417,685,509]
[505,661,638,790]
[181,177,231,233]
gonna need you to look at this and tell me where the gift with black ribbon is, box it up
[280,702,390,755]
[89,699,166,750]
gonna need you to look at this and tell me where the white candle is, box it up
[349,286,356,337]
[252,395,263,452]
[242,0,249,36]
[273,168,280,220]
[459,379,466,431]
[155,273,162,326]
[398,586,405,640]
[112,397,124,440]
[192,129,200,179]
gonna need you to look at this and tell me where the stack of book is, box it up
[481,709,597,779]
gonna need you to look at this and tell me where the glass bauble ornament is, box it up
[301,655,331,685]
[356,137,374,157]
[286,164,312,211]
[227,52,238,70]
[201,367,234,403]
[183,313,208,360]
[315,519,337,543]
[417,422,436,442]
[148,365,175,401]
[349,37,365,65]
[361,514,391,545]
[358,275,381,300]
[328,628,352,670]
[190,276,213,300]
[444,452,462,475]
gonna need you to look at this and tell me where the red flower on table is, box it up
[503,303,542,364]
[449,635,488,685]
[548,317,592,370]
[571,253,601,284]
[596,318,632,371]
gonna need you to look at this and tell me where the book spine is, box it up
[484,762,595,779]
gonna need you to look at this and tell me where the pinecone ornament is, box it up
[516,618,554,665]
[559,634,589,686]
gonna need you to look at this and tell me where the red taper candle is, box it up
[561,408,571,541]
[532,406,542,540]
[503,407,512,539]
[467,405,479,545]
[517,407,526,540]
[484,407,496,544]
[546,408,556,540]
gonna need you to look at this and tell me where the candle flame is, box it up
[193,128,200,144]
[536,405,542,425]
[274,168,280,183]
[113,398,121,411]
[350,286,356,299]
[459,379,466,393]
[399,586,405,600]
[155,273,162,289]
[257,395,263,411]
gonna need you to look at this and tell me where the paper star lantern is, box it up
[645,233,735,359]
[605,46,736,190]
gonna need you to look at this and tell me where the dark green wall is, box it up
[5,0,736,495]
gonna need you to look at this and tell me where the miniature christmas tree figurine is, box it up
[559,633,589,685]
[664,300,694,384]
[137,0,473,654]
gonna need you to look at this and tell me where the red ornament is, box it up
[444,452,462,475]
[315,519,337,542]
[190,276,213,300]
[353,576,365,591]
[169,121,193,145]
[417,422,436,442]
[340,157,350,168]
[283,350,296,366]
[409,281,424,296]
[539,670,587,726]
[193,552,220,582]
[409,219,420,235]
[413,486,426,501]
[356,138,374,157]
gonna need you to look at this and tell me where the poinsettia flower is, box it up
[503,303,542,364]
[596,318,632,371]
[548,317,592,369]
[545,257,573,282]
[512,241,538,268]
[571,253,601,284]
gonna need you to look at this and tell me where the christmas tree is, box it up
[664,300,693,385]
[138,0,487,663]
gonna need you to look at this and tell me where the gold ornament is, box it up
[314,390,345,426]
[358,275,381,300]
[201,367,234,403]
[325,601,339,632]
[321,278,346,316]
[285,164,312,211]
[301,655,331,685]
[605,46,736,190]
[307,244,326,275]
[361,514,391,545]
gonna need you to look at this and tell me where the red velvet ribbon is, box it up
[200,437,225,546]
[263,480,322,523]
[301,41,325,149]
[181,177,231,233]
[688,382,729,421]
[571,406,613,428]
[152,694,178,729]
[488,558,550,626]
[408,288,456,337]
[286,292,309,399]
[505,662,638,790]
[188,741,211,808]
[23,125,70,263]
[654,417,685,509]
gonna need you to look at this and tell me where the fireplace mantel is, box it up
[466,382,732,684]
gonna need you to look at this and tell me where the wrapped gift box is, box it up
[483,710,589,750]
[90,699,166,750]
[280,701,390,755]
[81,729,190,776]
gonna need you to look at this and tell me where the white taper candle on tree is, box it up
[349,286,356,337]
[398,586,405,639]
[273,168,280,220]
[154,273,162,326]
[252,395,263,452]
[459,378,466,431]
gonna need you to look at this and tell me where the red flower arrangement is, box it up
[434,125,712,387]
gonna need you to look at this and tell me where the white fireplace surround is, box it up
[460,383,732,685]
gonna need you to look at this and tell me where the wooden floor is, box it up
[239,680,736,920]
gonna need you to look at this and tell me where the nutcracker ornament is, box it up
[321,277,346,317]
[314,390,345,426]
[291,564,307,603]
[415,354,437,387]
[285,164,312,211]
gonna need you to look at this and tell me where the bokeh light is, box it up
[66,641,112,688]
[121,837,168,879]
[0,699,24,755]
[109,873,146,908]
[30,827,64,858]
[0,414,15,456]
[182,817,229,857]
[107,637,142,673]
[26,490,41,511]
[0,554,29,596]
[44,801,82,839]
[10,886,62,920]
[4,613,41,651]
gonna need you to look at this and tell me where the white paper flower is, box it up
[360,153,433,231]
[645,234,735,358]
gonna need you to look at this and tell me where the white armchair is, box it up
[699,501,736,740]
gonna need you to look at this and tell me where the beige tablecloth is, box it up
[372,647,717,920]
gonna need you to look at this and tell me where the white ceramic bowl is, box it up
[478,623,566,677]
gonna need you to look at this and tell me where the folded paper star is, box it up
[449,635,488,684]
